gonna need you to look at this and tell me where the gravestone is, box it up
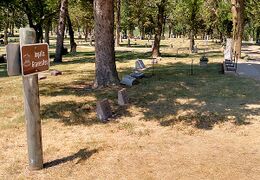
[120,75,137,86]
[192,45,198,53]
[118,88,129,106]
[38,73,47,80]
[130,71,144,79]
[96,99,112,122]
[224,38,233,61]
[0,55,6,63]
[50,70,62,76]
[135,59,146,70]
[6,44,21,76]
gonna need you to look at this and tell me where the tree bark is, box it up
[189,30,195,52]
[4,24,8,45]
[231,0,245,58]
[168,24,172,38]
[152,0,166,58]
[84,26,89,42]
[67,13,77,54]
[127,33,131,47]
[140,26,145,40]
[93,0,119,88]
[54,0,68,63]
[44,18,51,45]
[115,0,121,47]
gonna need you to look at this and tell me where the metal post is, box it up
[20,28,43,170]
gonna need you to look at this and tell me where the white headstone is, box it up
[224,38,233,61]
[135,59,146,70]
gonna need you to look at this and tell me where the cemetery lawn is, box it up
[0,39,260,179]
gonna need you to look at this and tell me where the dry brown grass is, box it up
[0,38,260,179]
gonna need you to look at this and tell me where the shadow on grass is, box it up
[40,84,133,126]
[161,53,190,58]
[116,51,151,62]
[44,148,99,169]
[129,63,259,129]
[120,44,169,48]
[0,63,7,78]
[41,101,99,126]
[40,50,260,130]
[49,50,154,66]
[196,50,223,58]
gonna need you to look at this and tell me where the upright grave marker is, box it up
[118,88,129,106]
[96,99,112,122]
[6,44,21,76]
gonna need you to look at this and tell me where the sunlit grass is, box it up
[0,38,259,131]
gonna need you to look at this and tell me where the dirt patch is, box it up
[0,118,260,179]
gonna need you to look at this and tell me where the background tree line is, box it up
[0,0,259,87]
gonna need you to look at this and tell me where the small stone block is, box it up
[120,75,137,86]
[38,74,47,80]
[118,88,129,106]
[130,72,144,79]
[50,70,62,76]
[96,99,112,121]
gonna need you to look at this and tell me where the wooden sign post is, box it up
[19,28,44,170]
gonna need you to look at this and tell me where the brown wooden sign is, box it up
[21,43,49,76]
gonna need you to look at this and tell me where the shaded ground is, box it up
[0,39,260,179]
[238,45,260,80]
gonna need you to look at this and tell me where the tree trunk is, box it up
[189,30,195,52]
[231,0,245,58]
[152,0,166,58]
[84,26,89,42]
[51,23,53,36]
[189,0,198,53]
[11,23,14,36]
[141,27,145,40]
[168,24,172,38]
[54,0,68,63]
[4,24,8,45]
[67,13,77,54]
[220,32,224,43]
[127,34,131,47]
[44,19,51,45]
[93,0,119,88]
[115,0,121,47]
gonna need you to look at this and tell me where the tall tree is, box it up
[152,0,167,58]
[67,12,77,53]
[54,0,68,63]
[93,0,119,88]
[115,0,121,47]
[188,0,201,52]
[231,0,245,58]
[44,18,51,45]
